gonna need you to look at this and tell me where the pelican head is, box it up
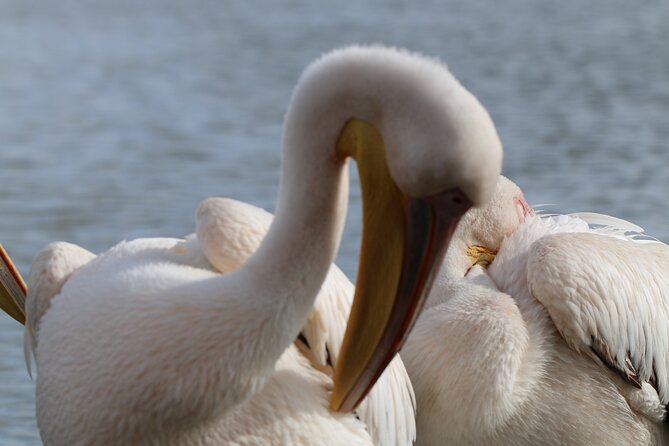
[460,176,532,259]
[280,46,503,412]
[428,175,531,300]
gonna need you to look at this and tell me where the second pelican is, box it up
[403,177,669,445]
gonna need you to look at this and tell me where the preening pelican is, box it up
[403,176,669,445]
[0,46,502,445]
[23,197,416,445]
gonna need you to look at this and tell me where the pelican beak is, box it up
[0,244,27,325]
[330,119,472,412]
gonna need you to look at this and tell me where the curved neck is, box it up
[216,50,421,404]
[211,107,353,408]
[239,65,385,325]
[243,135,349,314]
[234,86,375,356]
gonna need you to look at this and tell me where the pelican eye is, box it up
[466,245,497,268]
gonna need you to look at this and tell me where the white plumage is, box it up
[525,217,669,420]
[30,198,416,445]
[23,45,503,445]
[403,176,669,445]
[196,197,417,445]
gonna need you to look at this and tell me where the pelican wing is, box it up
[27,242,97,331]
[196,197,416,446]
[299,264,416,446]
[527,232,669,410]
[25,242,96,372]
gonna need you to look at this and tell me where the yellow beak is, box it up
[330,120,472,412]
[0,244,26,325]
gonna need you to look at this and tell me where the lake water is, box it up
[0,0,667,443]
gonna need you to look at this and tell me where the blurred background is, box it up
[0,0,667,443]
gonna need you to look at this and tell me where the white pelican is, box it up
[20,197,417,445]
[403,176,669,445]
[0,46,502,445]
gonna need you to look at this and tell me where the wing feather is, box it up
[527,232,669,410]
[569,212,645,233]
[25,242,96,374]
[304,265,416,446]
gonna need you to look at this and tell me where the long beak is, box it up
[330,119,472,412]
[0,244,26,325]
